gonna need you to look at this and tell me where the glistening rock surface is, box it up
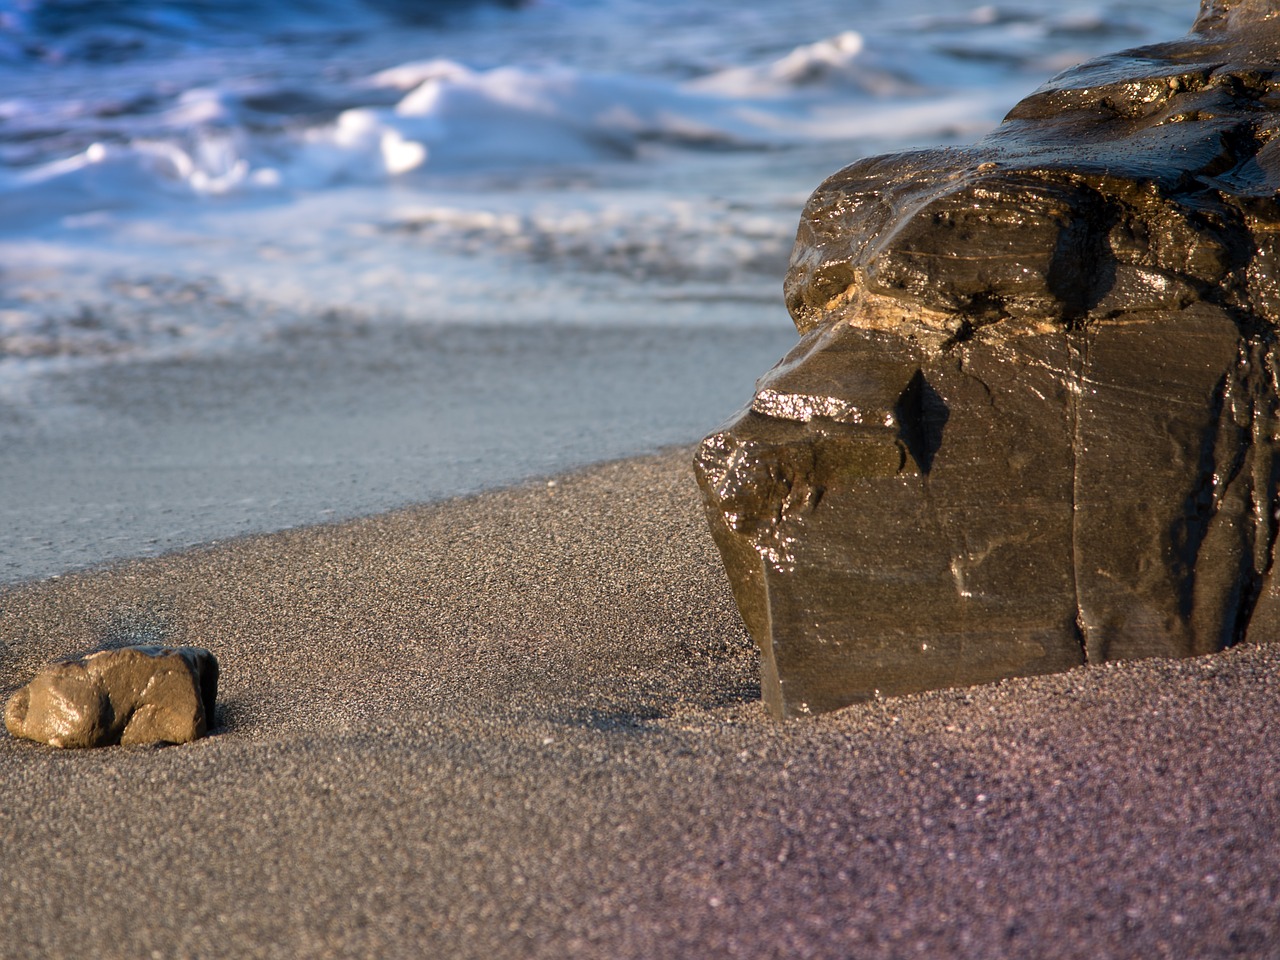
[696,0,1280,719]
[5,645,219,747]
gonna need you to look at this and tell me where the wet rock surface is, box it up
[697,0,1280,718]
[5,645,218,747]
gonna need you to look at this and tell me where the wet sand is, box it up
[2,447,1278,959]
[0,321,794,584]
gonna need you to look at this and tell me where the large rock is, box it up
[5,645,219,747]
[696,0,1280,718]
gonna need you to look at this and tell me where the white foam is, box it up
[692,30,924,98]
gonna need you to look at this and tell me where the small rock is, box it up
[4,645,218,748]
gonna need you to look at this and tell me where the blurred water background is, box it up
[0,0,1197,381]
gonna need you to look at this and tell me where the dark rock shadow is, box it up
[895,371,949,474]
[207,697,246,737]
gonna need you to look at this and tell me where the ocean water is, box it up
[0,0,1198,382]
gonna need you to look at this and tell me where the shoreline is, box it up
[2,446,1279,958]
[0,319,795,585]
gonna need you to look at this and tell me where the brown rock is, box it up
[696,0,1280,718]
[5,645,218,747]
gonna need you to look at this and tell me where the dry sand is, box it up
[1,447,1279,958]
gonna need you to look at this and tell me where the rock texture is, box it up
[696,0,1280,718]
[5,645,218,747]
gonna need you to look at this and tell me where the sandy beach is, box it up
[6,0,1265,955]
[2,445,1279,958]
